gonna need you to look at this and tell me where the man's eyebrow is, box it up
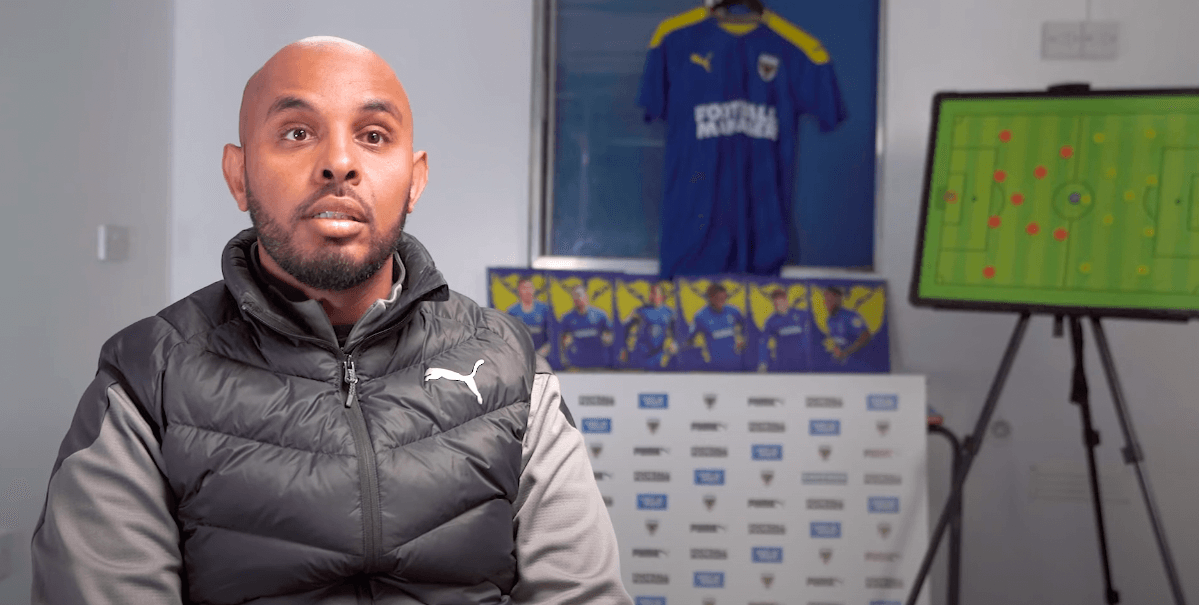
[361,99,404,123]
[266,95,314,118]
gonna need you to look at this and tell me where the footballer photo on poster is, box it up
[749,278,814,373]
[488,268,553,360]
[808,278,890,373]
[548,271,617,371]
[615,275,680,372]
[676,275,752,372]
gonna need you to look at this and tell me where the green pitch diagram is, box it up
[914,93,1199,316]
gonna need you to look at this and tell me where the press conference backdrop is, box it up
[559,373,929,604]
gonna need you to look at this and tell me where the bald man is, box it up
[32,38,632,605]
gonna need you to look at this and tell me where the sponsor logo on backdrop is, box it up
[810,419,841,436]
[752,547,783,563]
[749,523,785,535]
[645,519,659,535]
[819,547,833,564]
[703,494,718,511]
[802,472,848,486]
[639,393,669,409]
[634,597,666,605]
[637,494,668,510]
[806,396,844,408]
[752,444,783,461]
[865,473,903,485]
[865,551,902,562]
[867,394,899,411]
[810,521,842,538]
[870,601,902,605]
[749,421,785,433]
[594,471,612,481]
[868,496,900,514]
[602,495,613,507]
[631,573,669,585]
[693,572,725,588]
[807,602,846,605]
[864,448,894,459]
[695,469,725,485]
[634,471,671,482]
[590,443,603,458]
[646,418,661,434]
[632,548,669,559]
[866,577,905,589]
[807,498,845,510]
[578,395,614,406]
[634,446,669,456]
[691,421,727,432]
[748,397,782,407]
[690,548,728,560]
[748,498,784,509]
[878,522,892,539]
[581,418,611,433]
[818,444,832,460]
[691,446,729,458]
[704,394,717,410]
[806,577,843,587]
[876,420,891,436]
[702,599,716,605]
[760,573,775,588]
[760,469,775,486]
[690,523,725,533]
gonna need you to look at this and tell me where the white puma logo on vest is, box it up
[424,359,486,405]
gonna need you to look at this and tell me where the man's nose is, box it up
[316,134,361,185]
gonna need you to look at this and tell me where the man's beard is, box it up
[245,177,408,292]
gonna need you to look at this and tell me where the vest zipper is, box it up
[342,352,382,575]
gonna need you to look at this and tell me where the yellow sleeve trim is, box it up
[648,7,710,49]
[764,10,831,65]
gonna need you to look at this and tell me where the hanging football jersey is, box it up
[638,7,847,278]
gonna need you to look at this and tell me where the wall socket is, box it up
[1043,21,1118,60]
[97,224,129,262]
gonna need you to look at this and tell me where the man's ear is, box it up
[406,150,429,214]
[222,144,249,212]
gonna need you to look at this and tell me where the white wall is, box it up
[0,1,173,602]
[884,0,1199,603]
[170,0,535,306]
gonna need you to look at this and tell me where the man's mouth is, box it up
[312,211,358,221]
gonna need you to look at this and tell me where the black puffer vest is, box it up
[108,229,535,604]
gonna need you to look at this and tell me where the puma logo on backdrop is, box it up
[424,359,486,405]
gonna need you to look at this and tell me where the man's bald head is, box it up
[237,36,412,148]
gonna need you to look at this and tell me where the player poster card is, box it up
[548,271,618,371]
[488,268,554,361]
[615,275,680,372]
[676,275,752,372]
[748,278,814,373]
[808,278,890,373]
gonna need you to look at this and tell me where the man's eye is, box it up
[285,128,308,141]
[365,131,383,144]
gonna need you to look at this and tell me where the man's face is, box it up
[518,280,535,305]
[650,285,665,306]
[573,289,589,311]
[773,295,788,314]
[709,290,727,311]
[825,291,842,312]
[224,41,427,291]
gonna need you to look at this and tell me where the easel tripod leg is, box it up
[905,313,1032,605]
[1090,318,1190,605]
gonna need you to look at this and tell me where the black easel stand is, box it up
[904,313,1189,605]
[926,420,965,605]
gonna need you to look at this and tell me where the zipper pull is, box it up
[343,359,359,408]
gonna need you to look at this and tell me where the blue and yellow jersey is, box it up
[506,300,551,351]
[559,306,613,369]
[759,307,813,371]
[638,8,847,278]
[689,304,745,371]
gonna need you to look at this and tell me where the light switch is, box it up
[97,224,129,262]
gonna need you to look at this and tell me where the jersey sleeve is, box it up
[791,55,847,133]
[636,43,668,122]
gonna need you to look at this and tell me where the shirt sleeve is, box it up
[31,381,184,604]
[510,367,632,605]
[792,55,847,133]
[637,42,668,122]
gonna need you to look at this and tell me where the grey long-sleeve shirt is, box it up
[31,361,632,604]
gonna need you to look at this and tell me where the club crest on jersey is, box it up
[758,53,780,82]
